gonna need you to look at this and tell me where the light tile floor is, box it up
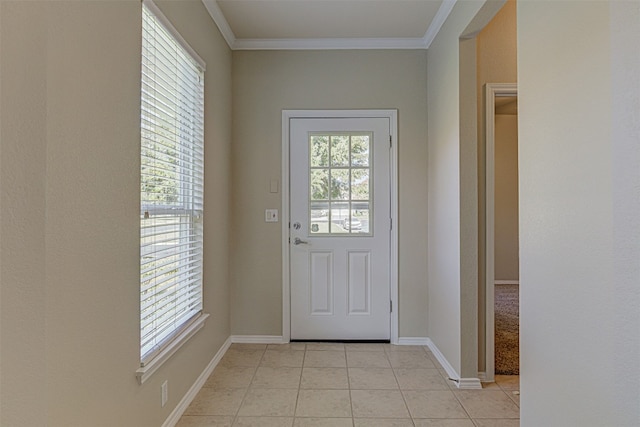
[176,343,520,427]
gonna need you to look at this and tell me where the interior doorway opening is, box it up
[484,84,519,381]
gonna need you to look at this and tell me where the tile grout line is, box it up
[231,346,266,425]
[450,379,475,423]
[292,344,307,423]
[387,349,417,426]
[344,345,356,427]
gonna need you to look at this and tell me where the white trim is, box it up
[426,338,482,389]
[495,280,519,285]
[422,0,458,49]
[389,112,399,345]
[136,313,209,385]
[201,0,236,49]
[282,115,292,344]
[457,378,483,389]
[233,37,428,51]
[477,371,500,385]
[425,338,459,381]
[485,83,518,384]
[201,0,457,51]
[161,336,231,427]
[282,110,399,345]
[143,0,206,70]
[231,335,285,344]
[397,337,429,346]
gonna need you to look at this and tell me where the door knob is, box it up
[294,237,308,245]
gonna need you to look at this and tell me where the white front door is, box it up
[290,117,391,340]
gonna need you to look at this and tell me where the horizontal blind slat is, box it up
[141,287,202,319]
[141,297,202,333]
[140,255,202,280]
[141,285,202,322]
[141,266,202,296]
[141,244,203,261]
[141,275,202,305]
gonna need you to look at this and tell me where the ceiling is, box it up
[202,0,457,50]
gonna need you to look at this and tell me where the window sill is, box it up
[136,313,210,385]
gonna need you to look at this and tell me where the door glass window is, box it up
[309,133,372,235]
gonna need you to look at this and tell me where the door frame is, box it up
[484,84,517,381]
[281,110,399,344]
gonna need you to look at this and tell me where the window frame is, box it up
[136,0,208,385]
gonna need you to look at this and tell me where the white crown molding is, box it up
[202,0,236,48]
[422,0,457,48]
[233,37,428,51]
[202,0,457,51]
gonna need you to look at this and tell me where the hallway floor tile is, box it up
[176,343,520,427]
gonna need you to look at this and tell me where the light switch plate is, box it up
[265,209,278,222]
[270,179,279,193]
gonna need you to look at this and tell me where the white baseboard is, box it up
[162,336,232,427]
[477,371,496,383]
[456,378,483,389]
[495,280,519,285]
[425,338,458,379]
[230,335,286,344]
[397,337,429,346]
[425,338,482,390]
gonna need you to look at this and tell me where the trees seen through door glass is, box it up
[309,133,371,235]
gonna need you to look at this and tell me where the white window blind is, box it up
[140,1,205,365]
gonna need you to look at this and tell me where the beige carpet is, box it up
[495,284,519,375]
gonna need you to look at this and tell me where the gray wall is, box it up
[426,0,501,378]
[230,50,429,338]
[518,1,640,424]
[0,1,232,425]
[494,113,519,281]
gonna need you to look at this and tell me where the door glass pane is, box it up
[309,132,373,236]
[310,169,329,200]
[331,135,350,167]
[330,169,350,200]
[310,201,329,234]
[351,135,370,166]
[352,202,370,234]
[310,135,329,167]
[351,168,369,200]
[330,202,350,233]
